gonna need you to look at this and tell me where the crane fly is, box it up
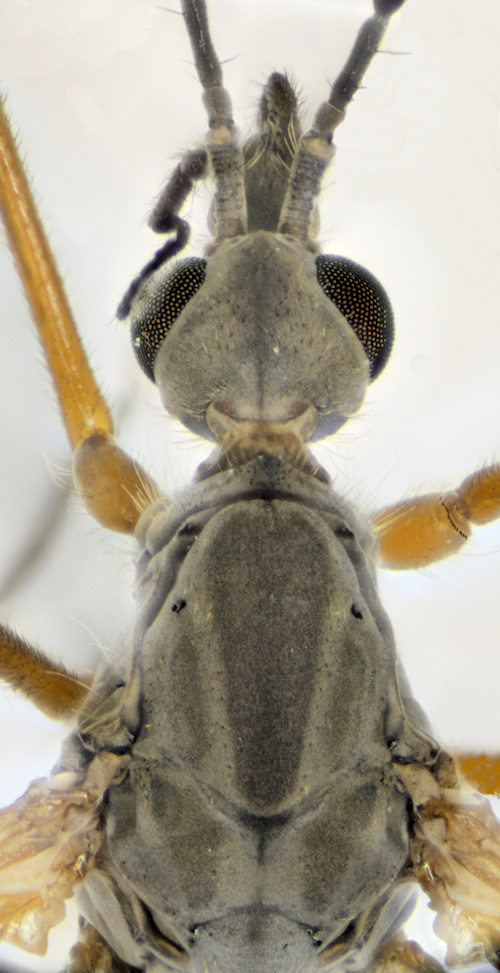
[1,1,500,971]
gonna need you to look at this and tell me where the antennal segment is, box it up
[278,0,406,243]
[182,0,247,243]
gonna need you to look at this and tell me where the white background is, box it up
[0,0,499,969]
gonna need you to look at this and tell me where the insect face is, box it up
[1,1,500,971]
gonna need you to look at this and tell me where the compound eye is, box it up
[131,258,206,381]
[316,255,394,380]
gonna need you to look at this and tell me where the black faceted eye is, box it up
[131,258,206,381]
[316,254,394,380]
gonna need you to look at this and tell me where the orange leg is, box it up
[0,624,89,720]
[0,101,161,715]
[67,922,133,973]
[373,936,445,971]
[456,753,500,796]
[372,463,500,569]
[0,99,158,535]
